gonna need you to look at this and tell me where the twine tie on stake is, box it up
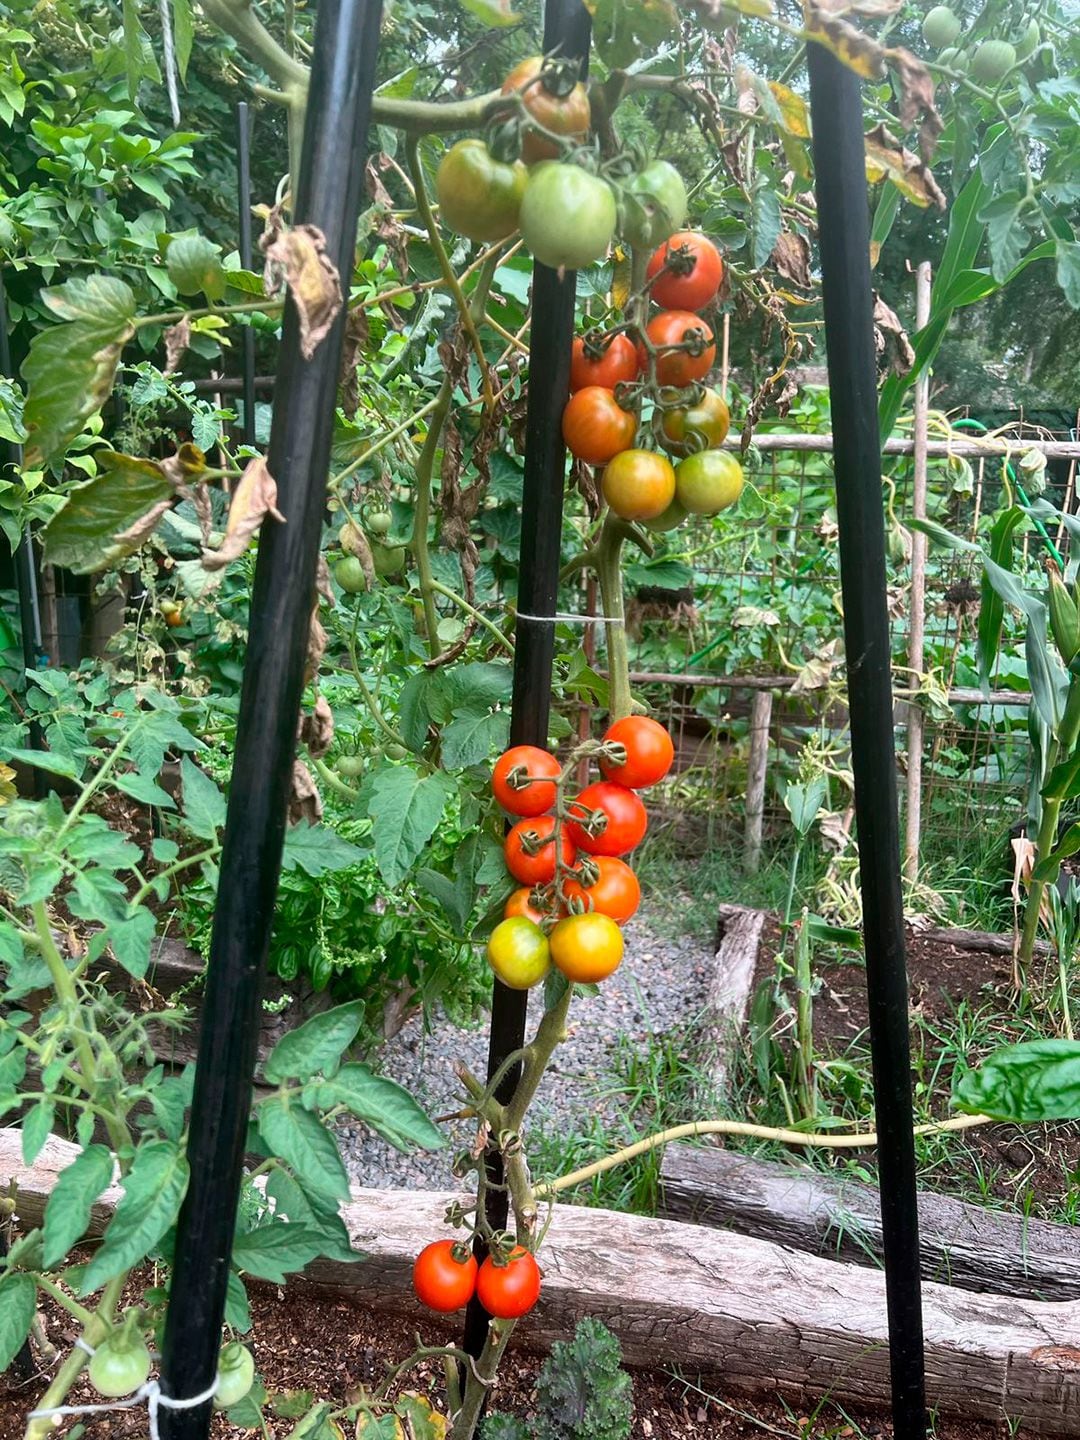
[29,1341,219,1440]
[515,611,622,625]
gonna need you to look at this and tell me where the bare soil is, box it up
[0,1273,1046,1440]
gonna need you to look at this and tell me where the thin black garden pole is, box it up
[158,0,383,1432]
[236,101,258,448]
[807,42,927,1440]
[462,0,592,1365]
[0,271,45,789]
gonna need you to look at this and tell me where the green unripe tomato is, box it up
[620,161,688,249]
[970,39,1017,83]
[385,743,409,761]
[921,5,961,47]
[436,139,528,244]
[365,508,393,537]
[88,1335,152,1398]
[519,164,617,271]
[334,556,368,594]
[371,541,406,576]
[937,45,968,70]
[214,1342,256,1410]
[336,754,365,778]
[1014,17,1040,59]
[644,496,688,532]
[674,450,745,516]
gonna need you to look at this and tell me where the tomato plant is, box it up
[640,311,716,387]
[214,1342,256,1409]
[599,716,675,789]
[504,886,545,924]
[492,745,561,817]
[562,855,641,924]
[519,164,617,271]
[658,388,730,456]
[505,814,577,885]
[413,1240,479,1313]
[674,450,745,514]
[646,232,724,311]
[436,140,527,244]
[567,781,648,857]
[501,56,591,165]
[87,1332,152,1398]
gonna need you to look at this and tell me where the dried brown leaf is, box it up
[164,318,190,375]
[865,123,946,209]
[339,307,370,419]
[771,230,812,289]
[298,694,334,759]
[288,758,323,825]
[873,294,915,375]
[887,46,944,161]
[262,224,343,361]
[201,456,285,572]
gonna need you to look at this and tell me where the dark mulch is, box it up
[753,920,1080,1215]
[0,1275,1043,1440]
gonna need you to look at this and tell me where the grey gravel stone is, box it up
[335,913,715,1190]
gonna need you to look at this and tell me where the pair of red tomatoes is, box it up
[413,1239,541,1319]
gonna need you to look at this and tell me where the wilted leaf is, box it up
[767,81,810,137]
[802,7,885,78]
[873,294,914,375]
[771,230,811,288]
[262,223,342,360]
[864,124,946,209]
[299,696,334,760]
[201,456,284,571]
[43,452,175,572]
[886,45,943,162]
[289,759,323,825]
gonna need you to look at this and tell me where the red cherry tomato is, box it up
[505,815,576,885]
[492,745,560,817]
[646,232,724,311]
[599,716,675,789]
[413,1239,478,1312]
[569,332,640,393]
[562,387,637,466]
[566,781,647,857]
[504,887,546,924]
[476,1246,542,1319]
[562,855,640,924]
[639,312,715,388]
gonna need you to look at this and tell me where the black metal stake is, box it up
[461,0,592,1366]
[158,0,383,1432]
[0,271,45,790]
[807,42,927,1440]
[236,101,258,448]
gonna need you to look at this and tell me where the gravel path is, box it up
[337,913,715,1190]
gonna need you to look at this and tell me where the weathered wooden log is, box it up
[659,1143,1080,1302]
[6,1129,1080,1433]
[696,905,766,1100]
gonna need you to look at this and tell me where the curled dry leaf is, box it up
[865,124,946,209]
[305,608,327,685]
[771,230,812,289]
[791,638,840,693]
[873,294,915,375]
[262,223,343,361]
[163,318,191,375]
[339,307,370,419]
[288,758,323,826]
[201,456,285,572]
[113,497,178,549]
[298,694,334,759]
[887,46,944,161]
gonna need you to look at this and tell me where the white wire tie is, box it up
[515,611,623,626]
[29,1374,220,1440]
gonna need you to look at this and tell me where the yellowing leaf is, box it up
[768,82,809,137]
[610,247,632,311]
[201,456,285,572]
[864,124,946,209]
[801,7,885,78]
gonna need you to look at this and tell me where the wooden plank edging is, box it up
[5,1130,1080,1432]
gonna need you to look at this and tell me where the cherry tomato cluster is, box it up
[485,716,674,991]
[413,1238,542,1320]
[562,232,744,531]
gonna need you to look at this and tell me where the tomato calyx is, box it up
[649,239,699,281]
[563,798,607,841]
[529,55,581,101]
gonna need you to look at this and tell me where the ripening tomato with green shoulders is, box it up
[502,56,590,165]
[659,387,730,457]
[601,449,676,522]
[562,387,637,466]
[487,916,551,990]
[675,450,744,515]
[492,745,560,817]
[436,139,528,243]
[562,855,640,924]
[567,780,648,856]
[640,311,716,387]
[600,715,675,789]
[570,332,640,393]
[413,1239,479,1312]
[505,814,576,885]
[550,911,625,983]
[647,232,724,311]
[519,164,616,271]
[476,1245,542,1318]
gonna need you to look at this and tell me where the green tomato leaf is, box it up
[0,1273,36,1372]
[304,1063,444,1153]
[257,1095,349,1200]
[21,1100,54,1166]
[954,1039,1080,1121]
[281,823,367,877]
[22,277,136,467]
[166,234,227,301]
[179,757,226,840]
[172,0,193,79]
[43,1144,116,1269]
[225,1269,252,1332]
[368,768,454,887]
[42,452,173,574]
[440,709,510,770]
[79,1140,189,1293]
[263,1001,364,1084]
[231,1221,325,1283]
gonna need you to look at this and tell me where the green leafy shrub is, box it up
[482,1319,633,1440]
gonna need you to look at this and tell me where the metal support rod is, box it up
[743,688,773,873]
[807,42,927,1440]
[158,0,383,1431]
[462,0,592,1366]
[236,102,258,448]
[904,262,932,881]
